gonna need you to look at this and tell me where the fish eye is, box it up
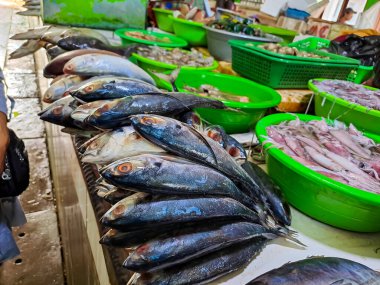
[52,105,64,115]
[228,146,240,157]
[116,162,133,174]
[95,104,110,116]
[88,141,98,150]
[84,85,94,93]
[141,117,156,125]
[192,114,201,125]
[207,131,222,142]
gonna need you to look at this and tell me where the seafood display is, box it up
[258,43,330,59]
[172,5,215,24]
[208,19,264,37]
[124,31,171,43]
[265,118,380,194]
[136,46,214,67]
[184,84,250,103]
[247,257,380,284]
[313,79,380,110]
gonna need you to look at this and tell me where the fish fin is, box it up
[187,125,218,165]
[277,228,306,247]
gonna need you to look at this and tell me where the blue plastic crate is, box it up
[285,8,310,21]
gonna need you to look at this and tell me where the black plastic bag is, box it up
[328,35,380,66]
[0,129,30,197]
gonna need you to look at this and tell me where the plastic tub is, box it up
[229,40,360,88]
[115,28,188,48]
[251,24,298,44]
[309,78,380,135]
[204,26,282,61]
[289,37,374,83]
[130,49,218,73]
[285,8,310,20]
[175,70,281,133]
[256,113,380,232]
[170,16,207,46]
[153,8,174,33]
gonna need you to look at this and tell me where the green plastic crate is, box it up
[289,37,374,83]
[229,40,360,89]
[250,24,298,44]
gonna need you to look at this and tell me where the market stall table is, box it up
[30,18,380,285]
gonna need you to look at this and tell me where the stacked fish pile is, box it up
[28,28,300,283]
[313,79,380,111]
[265,118,380,194]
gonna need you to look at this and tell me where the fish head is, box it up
[99,229,118,244]
[71,100,110,122]
[130,114,168,133]
[72,79,108,98]
[101,192,149,225]
[100,157,146,181]
[86,99,123,124]
[39,96,76,124]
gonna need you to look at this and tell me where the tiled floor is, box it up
[0,5,65,285]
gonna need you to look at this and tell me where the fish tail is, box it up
[277,227,306,247]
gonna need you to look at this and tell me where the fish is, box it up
[41,27,109,46]
[96,181,133,205]
[205,125,247,163]
[10,26,65,40]
[130,115,270,224]
[135,238,267,285]
[241,161,291,227]
[124,222,278,272]
[16,9,41,16]
[81,127,165,165]
[101,195,261,232]
[38,96,90,129]
[100,154,257,210]
[43,75,85,103]
[63,54,155,85]
[50,74,71,85]
[57,36,141,57]
[44,49,122,78]
[9,39,47,59]
[83,93,224,129]
[246,257,380,285]
[69,76,161,102]
[46,46,67,60]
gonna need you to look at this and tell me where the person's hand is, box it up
[0,112,9,173]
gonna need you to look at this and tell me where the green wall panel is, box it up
[42,0,148,30]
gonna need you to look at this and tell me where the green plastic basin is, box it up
[309,79,380,135]
[250,24,298,44]
[175,70,281,133]
[153,8,174,33]
[115,28,187,48]
[131,49,218,73]
[256,113,380,232]
[170,16,207,46]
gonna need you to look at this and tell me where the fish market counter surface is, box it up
[31,31,380,285]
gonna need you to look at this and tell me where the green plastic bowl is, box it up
[175,70,281,133]
[170,16,207,46]
[153,8,174,33]
[256,113,380,232]
[115,28,187,48]
[250,24,298,44]
[309,79,380,135]
[131,49,218,73]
